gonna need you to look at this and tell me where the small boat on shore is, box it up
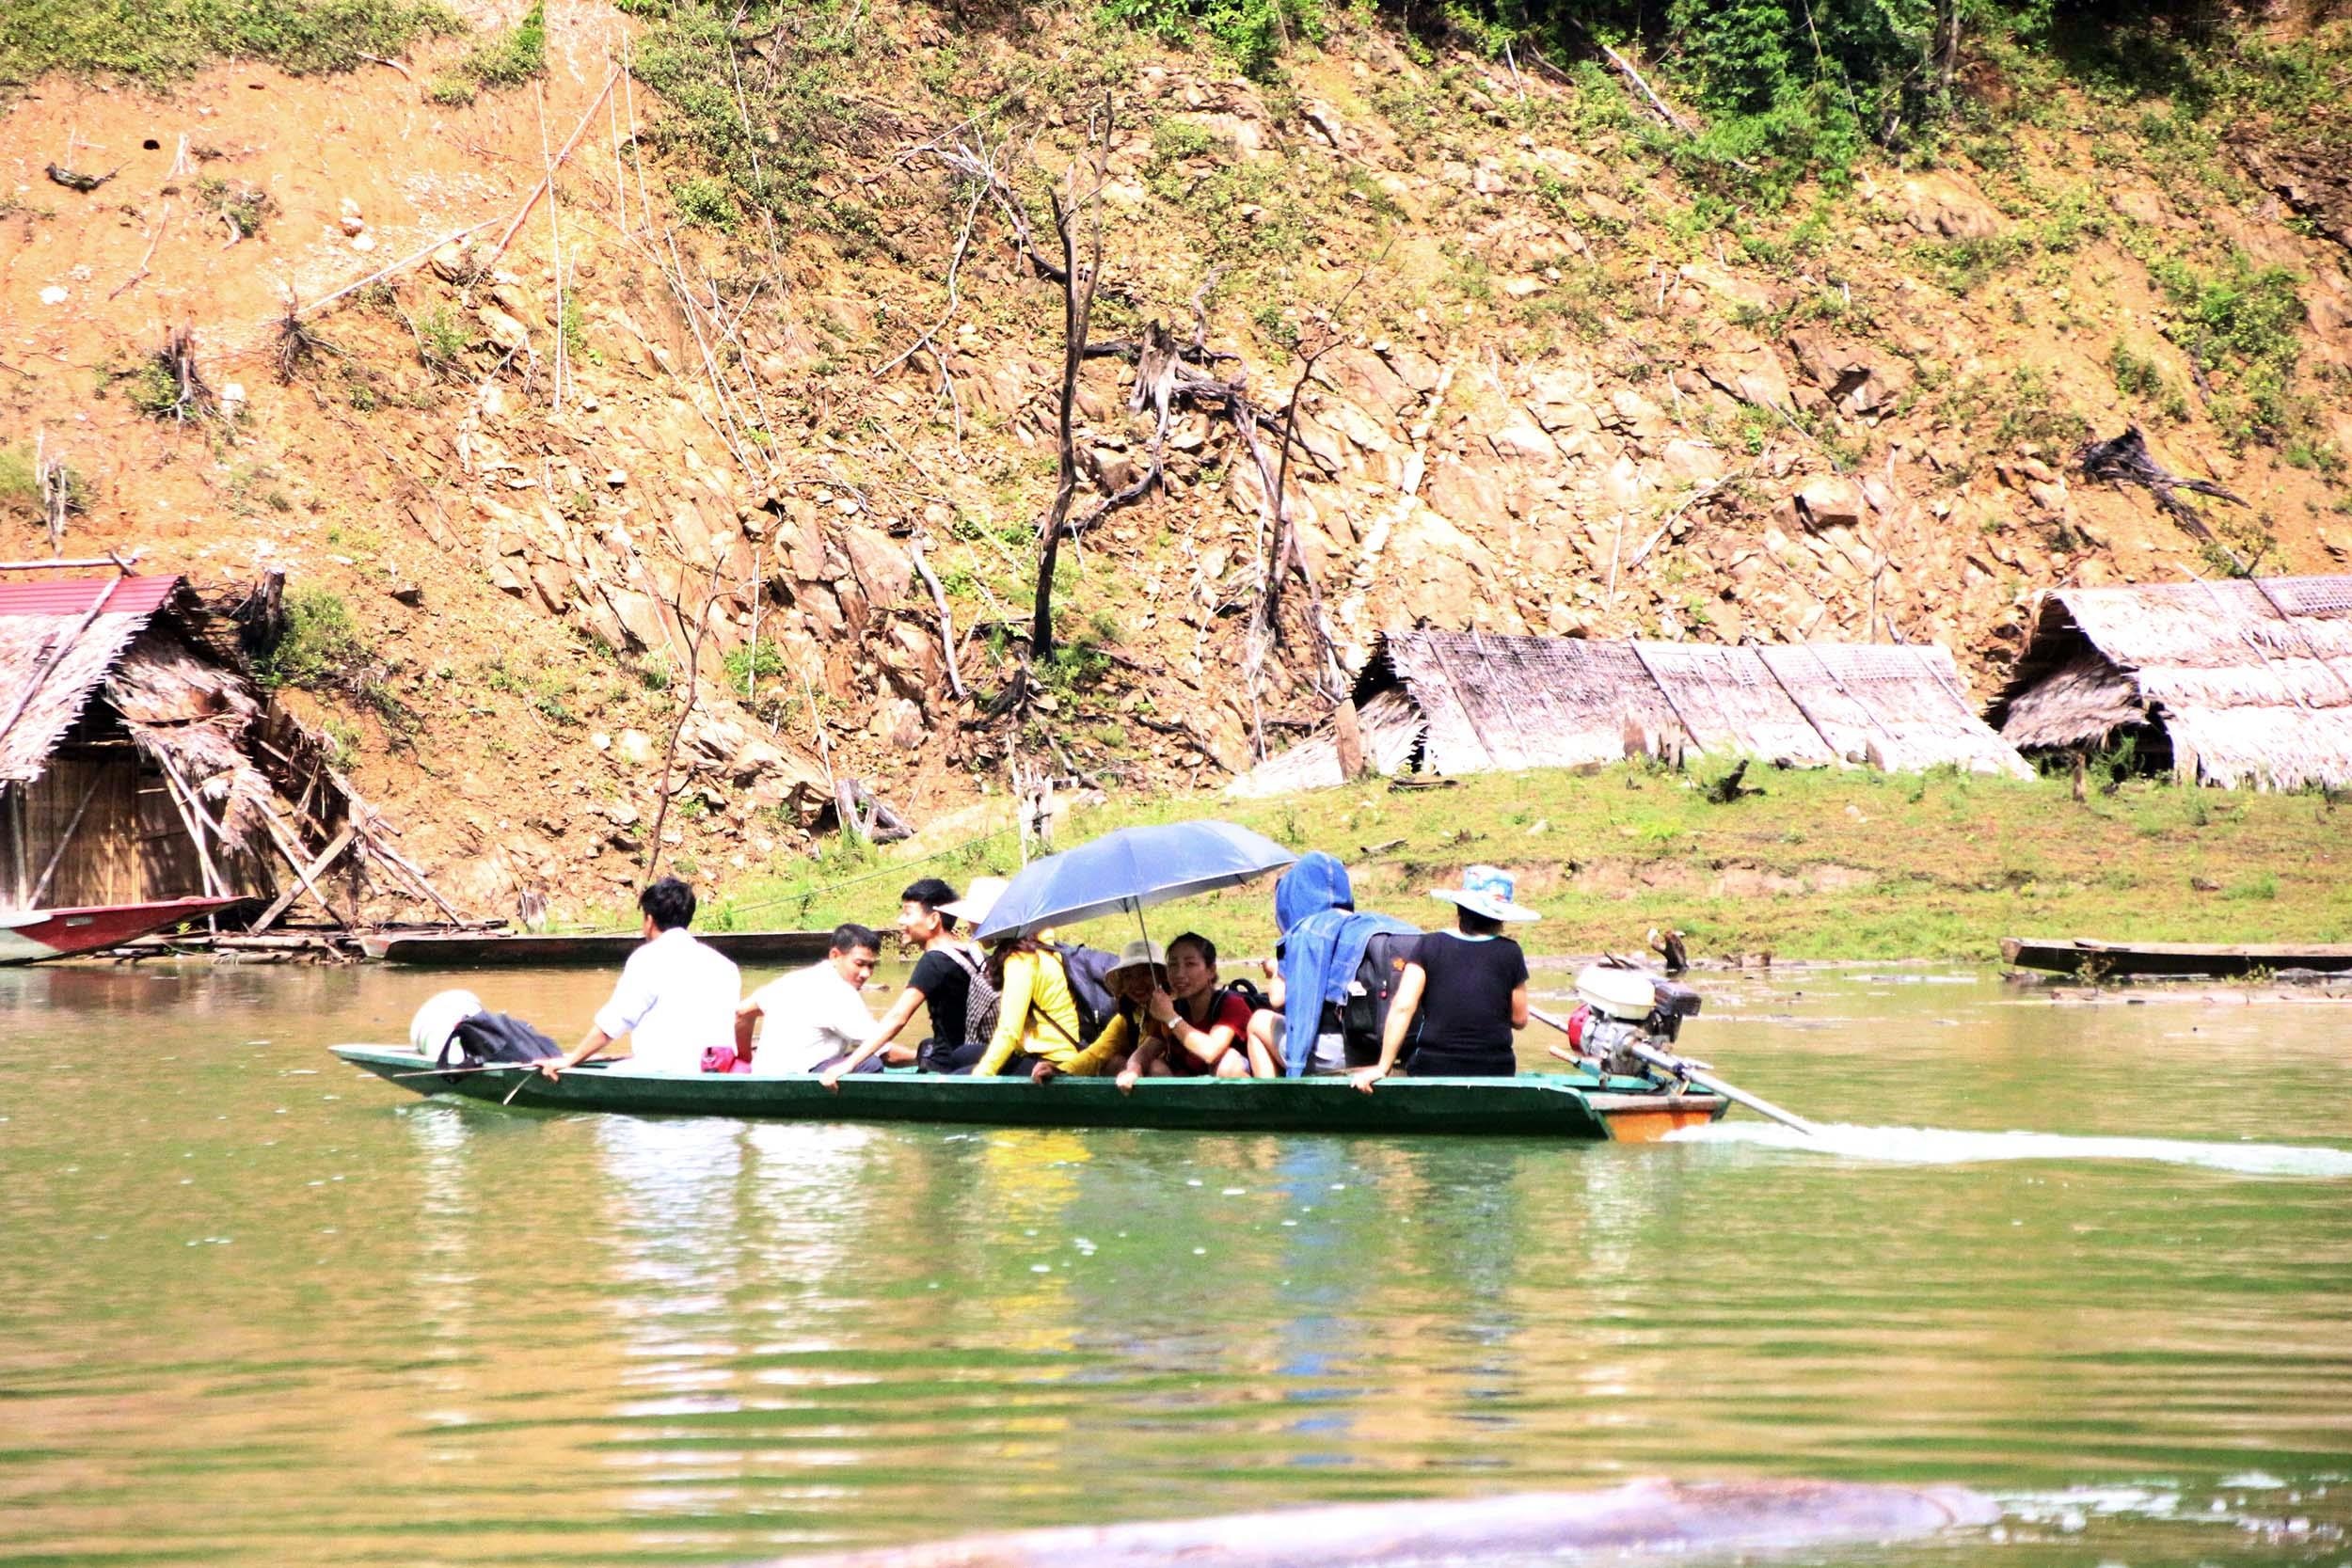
[328,1044,1729,1141]
[0,896,246,965]
[359,927,834,967]
[2003,935,2352,978]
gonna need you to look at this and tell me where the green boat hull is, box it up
[328,1045,1727,1140]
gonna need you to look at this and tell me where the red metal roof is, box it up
[0,575,180,618]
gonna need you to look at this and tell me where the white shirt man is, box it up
[738,925,882,1076]
[538,879,739,1079]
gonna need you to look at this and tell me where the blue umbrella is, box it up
[971,819,1298,942]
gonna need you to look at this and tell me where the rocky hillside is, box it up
[4,0,2349,921]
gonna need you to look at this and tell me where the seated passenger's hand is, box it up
[1030,1060,1059,1084]
[536,1059,565,1080]
[1350,1065,1386,1095]
[1115,1069,1139,1094]
[1146,988,1177,1024]
[817,1071,841,1093]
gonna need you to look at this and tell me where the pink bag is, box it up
[700,1045,753,1074]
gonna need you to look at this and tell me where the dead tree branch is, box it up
[1031,93,1111,659]
[643,555,727,879]
[2077,426,2247,556]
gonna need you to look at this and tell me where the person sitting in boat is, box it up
[1115,932,1254,1085]
[1031,938,1166,1085]
[970,932,1090,1078]
[817,877,997,1086]
[735,923,884,1077]
[1353,865,1534,1092]
[1245,850,1418,1078]
[536,877,739,1079]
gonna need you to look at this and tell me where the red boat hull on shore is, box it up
[0,897,245,964]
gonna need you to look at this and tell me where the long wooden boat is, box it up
[358,927,834,967]
[329,1044,1729,1141]
[0,896,246,965]
[2003,934,2352,977]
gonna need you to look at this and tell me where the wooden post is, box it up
[248,821,358,933]
[1332,699,1368,782]
[151,760,222,897]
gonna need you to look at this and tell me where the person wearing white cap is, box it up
[1353,864,1536,1093]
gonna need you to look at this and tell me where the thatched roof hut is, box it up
[0,574,439,927]
[1232,630,2028,796]
[1987,576,2352,790]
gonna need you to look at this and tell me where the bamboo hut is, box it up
[1987,576,2352,789]
[0,573,453,931]
[1232,630,2028,796]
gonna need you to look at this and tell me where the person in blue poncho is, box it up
[1241,850,1419,1078]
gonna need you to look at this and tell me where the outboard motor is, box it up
[1570,964,1704,1081]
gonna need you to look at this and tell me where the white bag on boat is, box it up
[408,990,485,1066]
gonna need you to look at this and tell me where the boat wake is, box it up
[1667,1120,2352,1178]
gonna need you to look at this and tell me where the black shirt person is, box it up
[818,877,991,1087]
[1354,864,1536,1091]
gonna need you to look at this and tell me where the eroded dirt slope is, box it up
[4,1,2350,920]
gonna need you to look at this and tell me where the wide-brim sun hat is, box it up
[1108,938,1168,975]
[938,875,1010,929]
[1429,863,1541,923]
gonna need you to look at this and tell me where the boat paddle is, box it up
[1530,1006,1820,1138]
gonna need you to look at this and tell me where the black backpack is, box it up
[1220,975,1271,1016]
[452,1011,562,1064]
[1340,929,1422,1067]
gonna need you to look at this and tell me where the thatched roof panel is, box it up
[1380,632,1678,773]
[1236,630,2027,794]
[1225,689,1425,799]
[1995,649,2146,750]
[0,578,178,785]
[1754,643,2032,776]
[1992,576,2352,788]
[106,632,276,846]
[1629,641,1836,767]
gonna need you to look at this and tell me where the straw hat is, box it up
[938,875,1009,929]
[1429,863,1541,923]
[1107,938,1168,975]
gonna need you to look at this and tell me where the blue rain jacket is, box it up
[1274,852,1418,1076]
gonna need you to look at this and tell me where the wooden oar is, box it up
[388,1058,575,1082]
[1530,1006,1820,1137]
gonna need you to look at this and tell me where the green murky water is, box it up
[3,960,2348,1566]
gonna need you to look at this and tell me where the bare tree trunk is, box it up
[1030,95,1111,660]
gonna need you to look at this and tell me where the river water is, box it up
[3,960,2347,1567]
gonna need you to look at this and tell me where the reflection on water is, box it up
[1674,1120,2352,1177]
[2,961,2349,1566]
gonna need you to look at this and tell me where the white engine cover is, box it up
[1576,965,1657,1022]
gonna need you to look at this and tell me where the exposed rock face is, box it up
[4,18,2348,921]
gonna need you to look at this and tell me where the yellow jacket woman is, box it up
[972,941,1105,1076]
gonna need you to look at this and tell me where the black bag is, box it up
[1340,929,1422,1068]
[452,1011,561,1064]
[1051,942,1121,1043]
[1220,976,1271,1016]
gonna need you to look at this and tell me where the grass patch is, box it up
[706,764,2352,963]
[2147,247,2306,447]
[621,0,865,239]
[257,584,415,738]
[422,0,544,105]
[0,0,459,94]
